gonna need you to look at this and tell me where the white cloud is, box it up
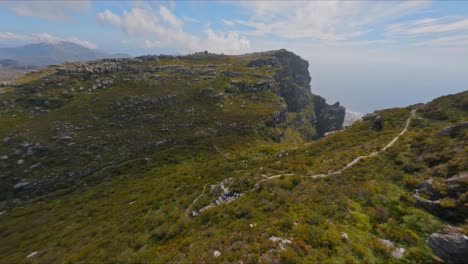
[0,32,29,41]
[220,19,235,27]
[202,29,250,54]
[233,1,429,41]
[387,17,468,35]
[2,1,90,21]
[97,9,121,27]
[0,32,97,49]
[183,16,200,23]
[159,6,182,29]
[411,34,468,46]
[96,6,250,54]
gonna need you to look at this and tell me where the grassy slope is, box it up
[0,53,466,263]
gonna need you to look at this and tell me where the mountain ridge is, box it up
[0,41,129,68]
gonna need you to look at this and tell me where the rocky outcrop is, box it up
[271,49,312,113]
[363,113,384,130]
[413,172,467,222]
[428,226,468,264]
[267,50,344,140]
[313,95,345,137]
[437,121,468,137]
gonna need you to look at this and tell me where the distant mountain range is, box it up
[0,42,129,69]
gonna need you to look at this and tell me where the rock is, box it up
[391,248,405,259]
[413,194,440,211]
[313,95,345,137]
[213,250,221,257]
[30,163,42,170]
[428,226,468,264]
[340,232,349,241]
[437,121,468,137]
[17,159,24,165]
[363,112,383,130]
[269,236,292,250]
[26,251,38,258]
[378,238,394,248]
[248,57,281,68]
[26,147,34,156]
[59,136,73,142]
[446,172,468,183]
[0,155,8,160]
[14,181,30,189]
[415,179,435,196]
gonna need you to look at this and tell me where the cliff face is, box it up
[313,95,345,137]
[252,49,345,140]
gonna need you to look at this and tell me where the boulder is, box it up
[437,121,468,137]
[428,226,468,264]
[14,181,30,189]
[363,113,384,130]
[391,248,405,259]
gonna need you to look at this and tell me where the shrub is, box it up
[440,197,456,208]
[373,205,390,223]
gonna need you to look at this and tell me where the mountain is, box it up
[0,50,466,263]
[0,42,129,68]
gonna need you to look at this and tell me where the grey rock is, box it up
[0,155,8,160]
[341,232,349,241]
[378,238,394,248]
[30,163,42,170]
[26,251,38,259]
[391,248,405,259]
[437,121,468,137]
[17,159,24,165]
[59,136,73,142]
[26,147,34,156]
[14,181,29,189]
[428,226,468,264]
[415,179,434,196]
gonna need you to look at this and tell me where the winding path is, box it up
[187,109,416,216]
[310,109,416,179]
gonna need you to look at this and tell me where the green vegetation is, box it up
[0,51,466,263]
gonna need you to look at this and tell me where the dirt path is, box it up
[187,109,416,216]
[310,109,416,178]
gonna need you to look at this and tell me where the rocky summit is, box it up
[0,50,466,263]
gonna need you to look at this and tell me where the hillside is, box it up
[0,50,466,263]
[0,42,129,68]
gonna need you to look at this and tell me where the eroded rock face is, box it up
[313,95,345,137]
[413,172,467,222]
[428,226,468,264]
[260,50,345,140]
[272,49,312,113]
[363,113,384,130]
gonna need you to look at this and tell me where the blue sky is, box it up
[1,1,468,112]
